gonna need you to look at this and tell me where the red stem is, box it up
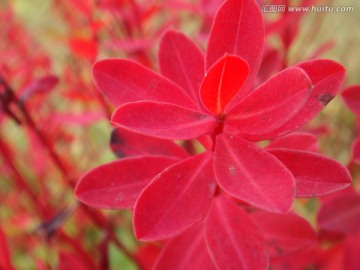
[2,78,140,268]
[0,134,48,216]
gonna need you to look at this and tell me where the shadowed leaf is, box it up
[112,101,216,140]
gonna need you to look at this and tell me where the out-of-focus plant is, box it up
[1,0,360,269]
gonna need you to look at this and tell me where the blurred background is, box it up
[0,0,359,269]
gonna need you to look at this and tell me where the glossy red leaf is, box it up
[159,30,204,108]
[226,67,311,136]
[253,59,345,140]
[214,133,295,213]
[110,128,189,158]
[205,196,268,270]
[200,55,249,115]
[206,0,264,99]
[133,152,216,241]
[154,224,216,270]
[111,101,216,140]
[251,212,317,258]
[92,59,196,108]
[341,85,360,115]
[75,156,179,209]
[266,132,318,152]
[317,191,360,234]
[268,149,351,197]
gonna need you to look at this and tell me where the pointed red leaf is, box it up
[266,132,318,152]
[75,156,179,209]
[205,196,268,270]
[226,67,311,136]
[206,0,264,100]
[110,128,189,158]
[159,30,204,108]
[342,85,360,115]
[111,101,216,140]
[317,190,360,234]
[200,55,249,115]
[154,224,216,270]
[251,59,345,140]
[133,152,216,241]
[92,59,196,108]
[268,149,351,197]
[251,212,317,258]
[214,134,295,213]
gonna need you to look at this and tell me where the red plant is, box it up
[75,0,352,268]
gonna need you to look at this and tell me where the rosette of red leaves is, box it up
[75,0,351,268]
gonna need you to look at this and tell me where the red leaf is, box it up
[206,0,264,101]
[20,75,58,101]
[67,0,92,15]
[159,30,204,108]
[271,244,321,270]
[254,59,345,140]
[153,224,216,270]
[133,152,216,240]
[92,59,196,108]
[317,190,360,234]
[135,244,162,270]
[201,0,224,23]
[256,47,282,85]
[110,128,189,158]
[351,138,360,164]
[214,134,295,213]
[75,156,179,209]
[343,234,360,270]
[226,67,311,137]
[0,229,14,270]
[205,196,268,270]
[69,38,98,60]
[200,55,249,115]
[266,132,318,152]
[251,212,317,258]
[268,149,351,197]
[58,252,88,270]
[111,101,216,140]
[50,112,103,126]
[342,85,360,115]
